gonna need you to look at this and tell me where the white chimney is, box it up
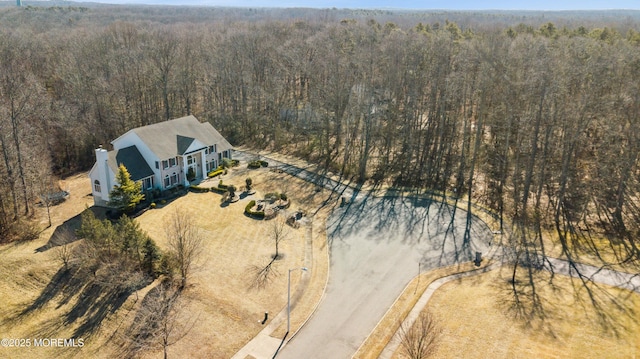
[95,146,110,200]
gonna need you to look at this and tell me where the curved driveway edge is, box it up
[278,196,493,359]
[377,262,501,358]
[231,150,640,359]
[377,257,640,359]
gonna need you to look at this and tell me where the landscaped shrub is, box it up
[151,188,161,199]
[223,158,239,168]
[210,186,227,194]
[187,167,196,182]
[207,169,224,178]
[260,160,269,167]
[150,202,156,209]
[245,200,256,214]
[218,180,228,190]
[227,185,237,198]
[264,192,279,203]
[189,185,210,193]
[244,199,265,219]
[248,160,261,169]
[280,193,288,201]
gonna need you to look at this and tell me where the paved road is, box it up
[233,150,492,358]
[232,149,639,359]
[279,196,493,359]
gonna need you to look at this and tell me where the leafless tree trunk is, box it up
[270,216,289,260]
[52,227,78,271]
[121,281,196,358]
[398,310,441,359]
[165,210,203,289]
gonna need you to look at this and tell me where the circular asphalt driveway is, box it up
[279,195,493,359]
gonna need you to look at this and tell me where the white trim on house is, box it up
[89,116,233,207]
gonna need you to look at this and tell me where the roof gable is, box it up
[131,115,231,160]
[177,135,195,155]
[107,145,154,181]
[183,137,207,155]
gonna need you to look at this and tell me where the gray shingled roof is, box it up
[108,146,155,181]
[125,115,232,160]
[176,135,196,155]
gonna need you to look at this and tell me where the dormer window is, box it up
[94,180,101,192]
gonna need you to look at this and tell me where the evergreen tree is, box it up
[109,164,145,213]
[142,237,161,277]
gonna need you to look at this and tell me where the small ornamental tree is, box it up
[245,178,252,192]
[186,167,196,182]
[109,164,145,213]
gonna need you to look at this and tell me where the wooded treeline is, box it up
[1,6,639,272]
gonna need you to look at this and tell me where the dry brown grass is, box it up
[394,268,640,359]
[0,172,114,359]
[0,166,332,359]
[135,166,333,358]
[353,261,493,359]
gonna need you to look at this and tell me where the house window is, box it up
[170,172,178,185]
[94,180,101,193]
[155,161,159,169]
[208,145,215,154]
[187,155,194,165]
[169,157,177,167]
[162,160,169,169]
[164,175,170,188]
[142,177,153,190]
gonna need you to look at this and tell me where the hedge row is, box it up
[188,184,230,194]
[207,168,224,178]
[189,185,210,193]
[244,200,265,219]
[210,186,227,194]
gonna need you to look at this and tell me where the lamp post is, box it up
[287,267,308,334]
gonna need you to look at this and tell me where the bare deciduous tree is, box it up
[247,216,290,289]
[398,310,441,359]
[165,210,203,289]
[53,228,77,271]
[121,281,197,359]
[270,216,289,260]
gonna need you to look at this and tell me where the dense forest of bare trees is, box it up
[1,6,639,278]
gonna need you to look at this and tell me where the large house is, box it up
[89,115,232,207]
